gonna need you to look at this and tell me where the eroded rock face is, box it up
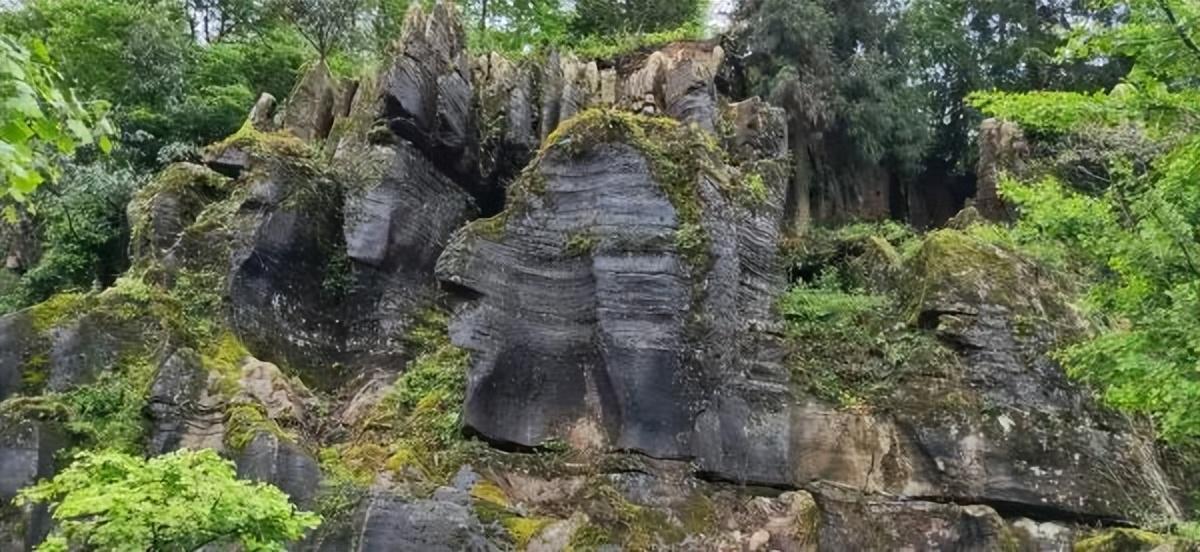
[695,230,1181,523]
[236,431,322,509]
[0,419,63,550]
[379,2,478,184]
[282,61,346,143]
[438,109,790,459]
[336,490,495,552]
[147,348,211,455]
[0,312,35,402]
[337,141,476,370]
[818,492,1016,551]
[437,106,1179,530]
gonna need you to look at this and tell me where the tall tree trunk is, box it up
[786,118,814,237]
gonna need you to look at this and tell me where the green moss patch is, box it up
[335,306,475,489]
[208,121,315,161]
[29,292,89,334]
[224,402,294,451]
[1073,528,1167,552]
[779,224,962,409]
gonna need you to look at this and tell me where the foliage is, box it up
[570,0,706,37]
[0,162,145,314]
[0,35,113,200]
[277,0,363,60]
[461,0,703,58]
[1,0,309,166]
[972,0,1200,442]
[384,308,471,468]
[905,0,1126,176]
[735,0,929,176]
[17,449,320,552]
[58,355,155,453]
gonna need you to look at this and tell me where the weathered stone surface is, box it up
[1010,518,1075,552]
[438,112,789,460]
[45,313,128,392]
[378,1,478,183]
[283,61,343,142]
[0,312,35,402]
[725,97,788,163]
[225,159,348,385]
[0,419,62,502]
[238,358,313,424]
[128,163,230,265]
[538,43,725,141]
[236,431,322,509]
[818,492,1016,551]
[976,118,1028,220]
[0,210,39,274]
[248,92,278,131]
[336,141,476,370]
[339,490,495,551]
[0,418,63,550]
[474,53,539,203]
[147,348,210,454]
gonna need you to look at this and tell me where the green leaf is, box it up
[66,118,92,145]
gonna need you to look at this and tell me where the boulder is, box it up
[236,431,322,509]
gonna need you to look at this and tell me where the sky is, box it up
[708,0,736,31]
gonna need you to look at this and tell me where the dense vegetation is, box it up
[5,0,1200,546]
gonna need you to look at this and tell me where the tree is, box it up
[571,0,705,37]
[277,0,364,60]
[17,449,321,552]
[1,0,309,165]
[186,0,274,43]
[969,0,1200,442]
[0,36,113,201]
[905,0,1126,176]
[466,0,570,53]
[734,0,929,230]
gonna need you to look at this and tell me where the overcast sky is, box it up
[708,0,736,32]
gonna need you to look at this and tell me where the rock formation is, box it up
[0,2,1192,551]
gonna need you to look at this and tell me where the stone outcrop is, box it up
[437,108,788,458]
[975,118,1028,220]
[236,431,322,509]
[147,348,214,454]
[0,312,35,403]
[0,419,63,551]
[282,61,348,142]
[0,3,1191,551]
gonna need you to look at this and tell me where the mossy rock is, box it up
[1074,528,1168,552]
[207,122,315,162]
[903,228,1084,340]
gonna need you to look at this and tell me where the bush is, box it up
[17,449,320,552]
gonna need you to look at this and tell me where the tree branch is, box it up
[1156,0,1200,63]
